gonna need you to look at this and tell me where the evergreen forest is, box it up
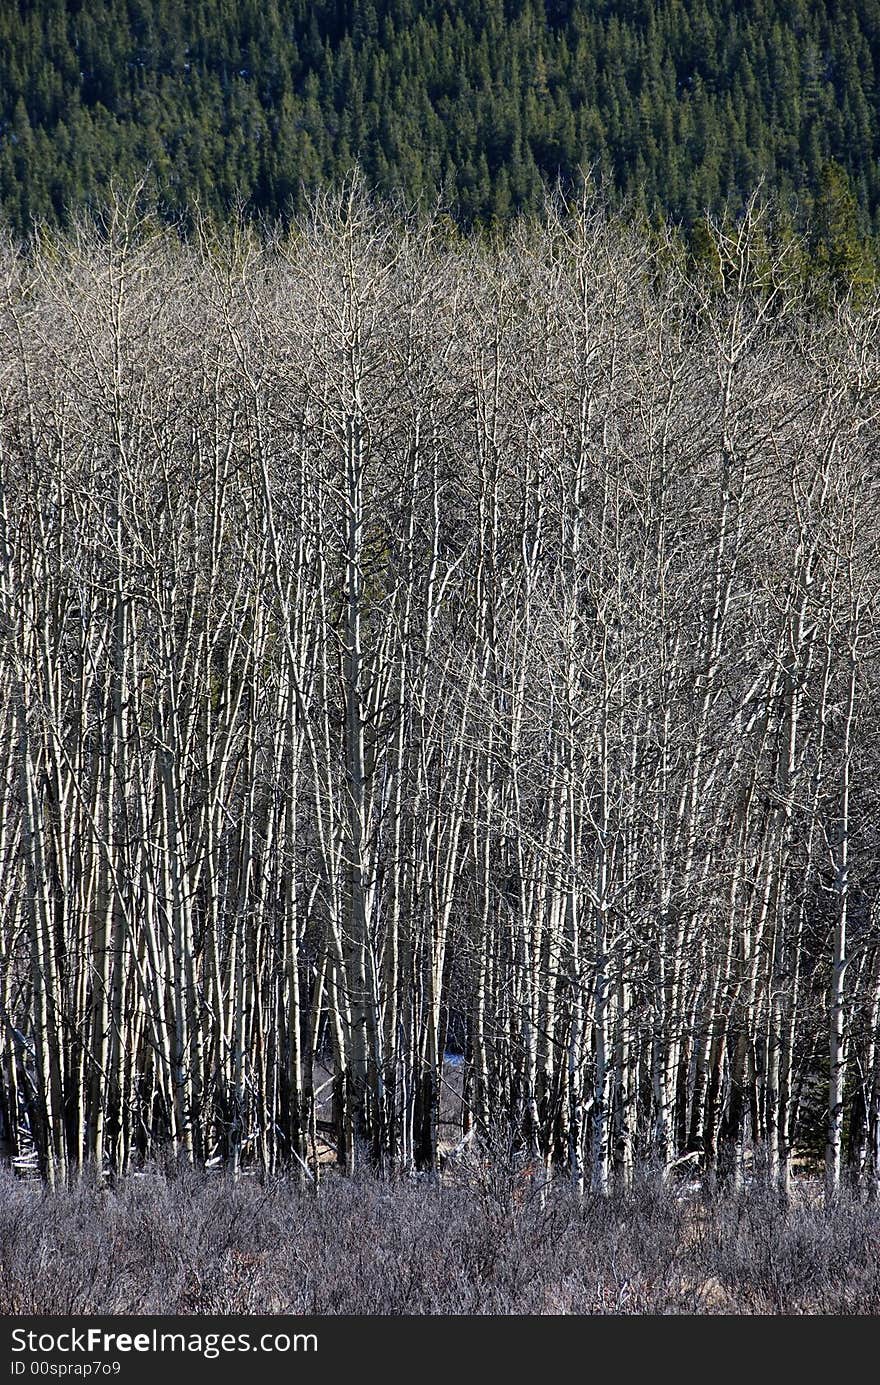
[1,0,880,283]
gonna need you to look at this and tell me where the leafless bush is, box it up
[2,1165,878,1314]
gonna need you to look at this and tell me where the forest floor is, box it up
[0,1152,878,1314]
[4,1064,872,1316]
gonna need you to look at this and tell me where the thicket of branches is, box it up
[4,1165,880,1314]
[1,187,879,1198]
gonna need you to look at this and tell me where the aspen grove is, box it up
[1,190,879,1200]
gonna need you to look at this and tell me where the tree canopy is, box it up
[1,0,880,275]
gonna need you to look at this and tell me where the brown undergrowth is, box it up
[0,1163,878,1315]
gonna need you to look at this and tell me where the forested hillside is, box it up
[2,192,879,1196]
[2,0,880,265]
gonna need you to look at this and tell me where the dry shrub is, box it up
[1,1165,879,1315]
